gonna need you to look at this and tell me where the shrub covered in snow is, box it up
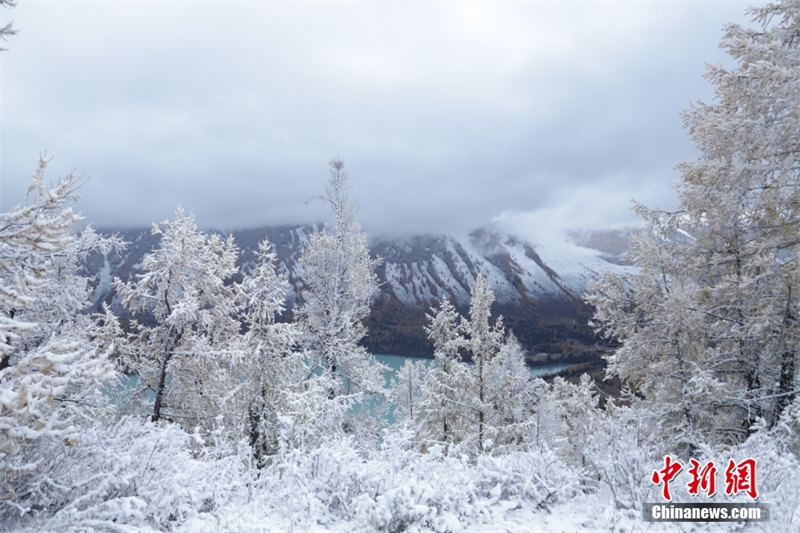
[9,416,253,532]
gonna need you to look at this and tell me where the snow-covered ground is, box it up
[9,414,794,533]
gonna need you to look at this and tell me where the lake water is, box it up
[375,354,574,380]
[105,354,574,413]
[363,355,575,425]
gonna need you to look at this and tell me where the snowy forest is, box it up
[3,1,800,531]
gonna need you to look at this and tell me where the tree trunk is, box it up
[151,350,172,423]
[478,355,484,453]
[776,284,796,419]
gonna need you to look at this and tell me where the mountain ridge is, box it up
[83,224,631,360]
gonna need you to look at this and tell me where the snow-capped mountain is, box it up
[373,226,629,309]
[84,224,630,358]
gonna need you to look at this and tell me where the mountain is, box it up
[83,224,631,361]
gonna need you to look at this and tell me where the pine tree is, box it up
[484,332,536,451]
[588,209,728,455]
[114,208,244,430]
[389,357,426,427]
[297,158,383,403]
[241,239,301,464]
[0,157,119,518]
[418,298,472,450]
[465,274,506,452]
[589,0,800,451]
[418,276,531,455]
[676,0,800,433]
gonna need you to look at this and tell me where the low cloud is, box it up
[1,2,750,238]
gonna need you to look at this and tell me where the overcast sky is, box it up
[0,1,754,243]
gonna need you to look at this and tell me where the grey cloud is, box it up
[0,1,753,241]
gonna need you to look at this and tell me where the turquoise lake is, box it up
[376,354,574,380]
[104,354,574,416]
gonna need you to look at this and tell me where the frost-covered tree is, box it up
[390,357,426,427]
[546,374,599,467]
[677,0,800,434]
[417,298,472,450]
[465,274,506,452]
[589,0,800,451]
[582,392,659,510]
[588,210,729,455]
[241,239,302,464]
[114,208,244,430]
[1,158,81,366]
[0,157,120,518]
[297,158,383,403]
[417,277,531,455]
[484,332,537,451]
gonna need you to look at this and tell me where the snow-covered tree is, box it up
[484,332,537,452]
[589,0,800,451]
[677,0,800,434]
[546,374,599,467]
[0,157,120,519]
[417,298,472,450]
[417,277,532,455]
[588,210,729,456]
[465,274,506,453]
[389,358,424,425]
[582,393,660,510]
[241,239,302,464]
[297,158,383,405]
[1,158,81,366]
[114,208,244,430]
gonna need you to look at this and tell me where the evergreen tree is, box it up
[114,208,244,430]
[484,332,537,452]
[297,158,383,402]
[676,0,800,433]
[418,276,532,455]
[241,239,301,464]
[589,0,800,451]
[0,157,119,518]
[389,357,426,427]
[588,209,728,455]
[418,298,472,450]
[465,274,506,453]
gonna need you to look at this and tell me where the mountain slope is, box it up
[85,224,630,359]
